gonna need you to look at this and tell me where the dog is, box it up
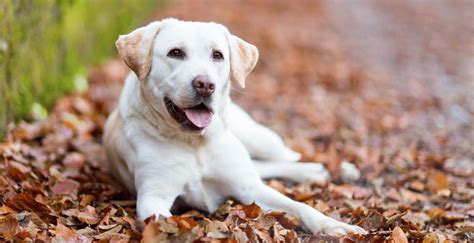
[104,18,366,236]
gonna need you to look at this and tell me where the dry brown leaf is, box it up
[77,205,100,225]
[52,178,80,196]
[0,214,18,240]
[80,194,96,207]
[402,212,430,228]
[391,226,408,243]
[422,232,447,243]
[268,211,297,230]
[241,203,263,219]
[400,188,427,203]
[5,193,53,223]
[7,161,32,181]
[426,207,446,221]
[94,225,123,240]
[361,209,386,230]
[54,223,89,242]
[63,152,86,170]
[427,170,449,193]
[0,205,15,215]
[408,180,425,192]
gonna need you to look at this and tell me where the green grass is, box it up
[0,0,163,138]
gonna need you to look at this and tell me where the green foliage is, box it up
[0,0,161,137]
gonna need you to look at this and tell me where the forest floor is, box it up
[1,0,473,242]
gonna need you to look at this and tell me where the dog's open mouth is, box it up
[164,97,214,132]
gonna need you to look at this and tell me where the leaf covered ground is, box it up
[1,0,473,242]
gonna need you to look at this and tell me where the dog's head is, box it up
[116,18,258,133]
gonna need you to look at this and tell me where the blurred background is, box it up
[1,0,473,241]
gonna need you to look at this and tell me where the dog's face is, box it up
[116,19,258,133]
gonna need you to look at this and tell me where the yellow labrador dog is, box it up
[104,18,366,236]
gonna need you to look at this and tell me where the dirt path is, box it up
[1,0,472,241]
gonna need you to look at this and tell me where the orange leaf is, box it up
[242,203,263,219]
[391,226,408,243]
[426,170,449,193]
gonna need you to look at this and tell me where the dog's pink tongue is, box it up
[183,109,213,128]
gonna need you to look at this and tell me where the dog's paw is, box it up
[271,147,302,162]
[301,213,367,237]
[137,197,172,220]
[340,161,361,183]
[284,149,302,162]
[321,222,367,236]
[292,163,330,184]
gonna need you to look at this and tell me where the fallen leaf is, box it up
[77,206,100,225]
[80,194,96,207]
[7,161,32,181]
[268,211,297,230]
[52,178,80,196]
[426,170,449,193]
[402,212,430,228]
[94,225,123,240]
[408,180,425,192]
[361,209,386,230]
[426,207,445,221]
[422,232,447,242]
[62,152,86,170]
[54,223,89,242]
[242,203,263,219]
[391,226,408,243]
[400,188,427,203]
[5,193,53,223]
[0,205,15,215]
[0,214,18,240]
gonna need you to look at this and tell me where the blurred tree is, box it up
[0,0,161,138]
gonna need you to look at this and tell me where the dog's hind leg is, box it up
[232,178,366,235]
[252,160,329,184]
[225,102,301,162]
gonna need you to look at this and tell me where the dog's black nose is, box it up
[192,75,215,97]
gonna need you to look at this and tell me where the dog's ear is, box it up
[227,34,259,88]
[116,21,163,80]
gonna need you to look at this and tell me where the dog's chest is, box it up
[181,149,228,213]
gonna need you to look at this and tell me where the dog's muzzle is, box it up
[164,97,214,132]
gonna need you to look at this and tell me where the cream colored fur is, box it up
[104,18,365,236]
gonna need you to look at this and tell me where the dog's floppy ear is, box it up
[116,21,163,80]
[227,34,259,88]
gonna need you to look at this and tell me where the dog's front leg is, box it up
[135,167,183,219]
[132,141,195,220]
[236,182,366,236]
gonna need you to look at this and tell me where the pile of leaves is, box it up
[1,0,473,242]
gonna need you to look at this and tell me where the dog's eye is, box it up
[167,48,185,59]
[212,50,224,61]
